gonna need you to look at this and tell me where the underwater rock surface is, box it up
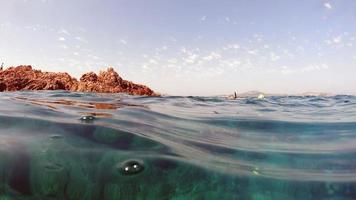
[0,65,156,96]
[1,91,356,199]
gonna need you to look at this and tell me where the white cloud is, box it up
[220,59,241,69]
[281,64,329,74]
[167,58,178,64]
[149,59,158,64]
[24,25,37,31]
[325,35,345,45]
[120,39,127,45]
[281,66,294,74]
[180,47,200,64]
[183,54,198,64]
[203,52,222,61]
[333,35,342,44]
[232,44,240,49]
[324,2,332,10]
[58,37,66,41]
[75,36,88,44]
[155,46,168,53]
[270,52,280,62]
[223,44,240,50]
[0,22,11,29]
[200,16,207,22]
[59,44,68,49]
[247,49,258,55]
[58,29,70,35]
[87,54,100,60]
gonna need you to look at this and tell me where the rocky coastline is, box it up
[0,65,156,96]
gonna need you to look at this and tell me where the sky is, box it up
[1,0,356,95]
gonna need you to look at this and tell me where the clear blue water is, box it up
[1,91,356,199]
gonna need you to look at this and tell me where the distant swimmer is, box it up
[227,91,238,100]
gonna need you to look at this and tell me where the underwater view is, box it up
[1,91,356,199]
[2,0,356,199]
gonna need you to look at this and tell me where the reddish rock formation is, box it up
[77,67,155,95]
[0,65,156,96]
[0,65,77,91]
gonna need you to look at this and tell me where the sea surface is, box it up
[1,91,356,200]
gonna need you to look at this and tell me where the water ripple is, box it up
[1,91,356,199]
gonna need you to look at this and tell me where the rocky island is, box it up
[0,65,156,96]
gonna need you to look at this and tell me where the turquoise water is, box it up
[1,91,356,200]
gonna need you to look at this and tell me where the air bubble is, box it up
[80,115,96,122]
[118,159,144,175]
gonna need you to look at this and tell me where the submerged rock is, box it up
[31,162,69,198]
[0,65,156,96]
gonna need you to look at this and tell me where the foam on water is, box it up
[1,91,356,199]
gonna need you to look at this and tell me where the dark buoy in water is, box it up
[118,159,145,175]
[80,115,96,122]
